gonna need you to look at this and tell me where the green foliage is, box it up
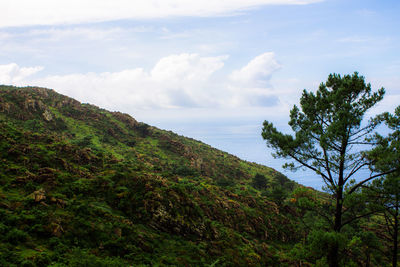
[172,163,199,176]
[4,228,29,244]
[0,85,297,266]
[262,72,384,186]
[268,185,287,205]
[308,230,345,260]
[262,72,387,266]
[366,106,400,267]
[5,84,396,266]
[135,123,151,137]
[216,177,235,187]
[252,173,268,190]
[65,249,127,267]
[368,105,400,173]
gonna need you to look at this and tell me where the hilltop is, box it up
[0,85,301,266]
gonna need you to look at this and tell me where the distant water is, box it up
[150,119,324,189]
[150,118,376,191]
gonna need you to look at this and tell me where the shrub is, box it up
[252,173,268,190]
[5,228,29,244]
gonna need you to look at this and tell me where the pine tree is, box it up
[262,72,392,266]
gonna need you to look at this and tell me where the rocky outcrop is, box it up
[42,109,53,121]
[0,97,11,113]
[31,188,46,202]
[112,111,138,129]
[23,98,46,111]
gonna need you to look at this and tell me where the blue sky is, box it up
[1,0,399,188]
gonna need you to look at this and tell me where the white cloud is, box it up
[1,0,322,28]
[230,52,281,86]
[369,76,400,115]
[224,52,282,107]
[27,27,127,42]
[0,52,282,111]
[151,54,227,83]
[1,26,151,41]
[0,63,43,85]
[17,54,229,109]
[0,32,12,40]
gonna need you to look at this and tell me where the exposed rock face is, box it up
[0,96,11,113]
[30,87,49,98]
[54,97,80,109]
[191,157,203,169]
[159,134,196,160]
[31,188,46,202]
[112,111,139,129]
[23,98,46,111]
[42,109,53,121]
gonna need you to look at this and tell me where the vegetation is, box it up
[252,173,268,190]
[0,85,297,266]
[367,106,400,267]
[1,79,398,266]
[262,72,399,266]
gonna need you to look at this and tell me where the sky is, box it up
[1,0,399,189]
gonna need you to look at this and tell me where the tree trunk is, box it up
[328,244,339,267]
[329,186,343,267]
[393,205,398,267]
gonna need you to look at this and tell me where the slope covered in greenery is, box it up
[0,85,300,266]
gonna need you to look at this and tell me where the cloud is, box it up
[0,52,282,110]
[1,0,322,28]
[0,63,43,85]
[0,26,150,43]
[224,52,281,107]
[368,76,400,115]
[27,27,128,42]
[230,52,281,86]
[151,54,227,83]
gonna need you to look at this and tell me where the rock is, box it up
[191,157,203,169]
[36,167,57,183]
[112,112,138,128]
[31,188,46,202]
[55,98,80,109]
[42,109,53,121]
[31,87,49,98]
[49,196,66,208]
[24,98,37,111]
[0,100,11,113]
[52,223,64,237]
[114,228,122,237]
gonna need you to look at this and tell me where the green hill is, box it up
[0,85,300,266]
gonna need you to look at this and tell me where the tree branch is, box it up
[322,144,334,185]
[348,169,398,195]
[344,161,369,183]
[348,124,377,143]
[287,150,334,185]
[342,209,383,228]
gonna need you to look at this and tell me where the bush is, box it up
[172,165,198,176]
[135,123,150,137]
[5,228,29,244]
[252,173,268,190]
[66,249,126,267]
[216,177,234,187]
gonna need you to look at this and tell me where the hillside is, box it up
[0,85,300,266]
